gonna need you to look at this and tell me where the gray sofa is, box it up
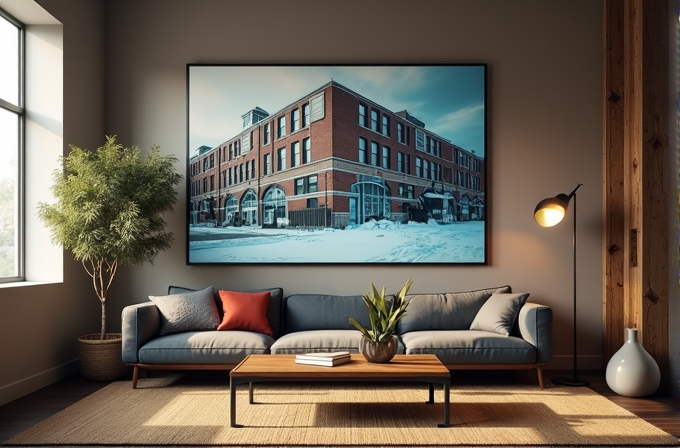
[121,285,552,388]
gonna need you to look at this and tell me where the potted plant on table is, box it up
[37,135,182,380]
[348,279,413,363]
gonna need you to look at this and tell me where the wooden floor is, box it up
[0,369,678,445]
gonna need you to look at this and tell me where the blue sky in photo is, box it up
[189,65,486,158]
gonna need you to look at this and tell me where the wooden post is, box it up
[603,0,670,394]
[602,0,628,362]
[639,0,670,394]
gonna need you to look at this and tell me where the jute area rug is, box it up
[3,375,679,448]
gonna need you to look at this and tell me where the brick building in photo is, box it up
[188,80,484,229]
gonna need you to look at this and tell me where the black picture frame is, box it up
[186,64,487,265]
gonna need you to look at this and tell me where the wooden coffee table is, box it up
[229,353,451,428]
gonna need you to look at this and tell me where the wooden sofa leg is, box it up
[132,365,139,389]
[536,366,545,389]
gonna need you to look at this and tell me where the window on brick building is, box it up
[308,175,318,193]
[398,183,414,199]
[291,141,300,167]
[382,115,390,136]
[371,109,379,132]
[382,146,390,169]
[371,141,379,166]
[303,137,311,164]
[397,122,405,144]
[415,129,425,151]
[263,123,270,145]
[359,103,367,127]
[291,108,299,132]
[277,147,286,171]
[264,153,271,175]
[358,137,367,164]
[302,103,310,127]
[294,174,318,195]
[277,115,286,138]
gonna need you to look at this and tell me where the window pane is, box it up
[0,15,19,105]
[0,107,19,278]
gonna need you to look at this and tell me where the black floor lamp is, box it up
[534,182,590,387]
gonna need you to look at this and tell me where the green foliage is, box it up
[37,135,182,338]
[348,279,413,343]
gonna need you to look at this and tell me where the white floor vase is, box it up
[605,327,660,397]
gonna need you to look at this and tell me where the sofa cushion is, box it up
[470,292,530,336]
[401,330,537,364]
[270,330,365,354]
[398,286,512,334]
[149,286,220,336]
[138,331,273,364]
[168,285,284,338]
[282,294,374,333]
[217,290,273,336]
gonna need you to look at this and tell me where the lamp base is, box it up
[552,376,590,387]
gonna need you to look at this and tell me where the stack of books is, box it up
[294,351,351,367]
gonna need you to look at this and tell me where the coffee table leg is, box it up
[428,383,435,403]
[249,382,254,404]
[438,379,450,428]
[230,379,242,428]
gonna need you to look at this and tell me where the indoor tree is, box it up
[38,135,182,340]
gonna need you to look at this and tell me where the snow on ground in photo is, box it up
[188,219,485,263]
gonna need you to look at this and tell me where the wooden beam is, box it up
[603,0,671,395]
[640,0,670,394]
[602,0,627,361]
[623,0,644,334]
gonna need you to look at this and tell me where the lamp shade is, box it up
[534,193,570,227]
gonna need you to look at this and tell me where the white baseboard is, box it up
[0,359,80,407]
[544,355,603,371]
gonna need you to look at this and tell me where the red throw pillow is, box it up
[217,290,273,336]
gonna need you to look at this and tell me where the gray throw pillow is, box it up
[150,285,220,335]
[469,292,530,336]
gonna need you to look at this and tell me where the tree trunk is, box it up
[101,299,106,340]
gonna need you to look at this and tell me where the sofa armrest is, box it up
[517,302,553,364]
[121,302,160,363]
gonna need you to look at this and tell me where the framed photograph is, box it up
[187,64,487,264]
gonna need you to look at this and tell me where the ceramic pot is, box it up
[359,335,398,363]
[605,328,660,397]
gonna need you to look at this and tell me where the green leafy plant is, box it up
[348,279,413,342]
[37,135,182,340]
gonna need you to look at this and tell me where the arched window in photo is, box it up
[240,189,258,226]
[263,185,287,227]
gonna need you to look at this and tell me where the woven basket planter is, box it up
[78,333,129,381]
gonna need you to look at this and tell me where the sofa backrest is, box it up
[398,285,512,334]
[168,285,284,338]
[282,294,376,333]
